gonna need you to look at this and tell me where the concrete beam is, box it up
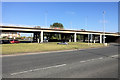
[1,26,119,36]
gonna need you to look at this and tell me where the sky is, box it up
[2,2,118,36]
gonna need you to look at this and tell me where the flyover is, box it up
[0,25,120,43]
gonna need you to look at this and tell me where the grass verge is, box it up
[2,42,105,55]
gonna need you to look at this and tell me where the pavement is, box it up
[2,43,119,78]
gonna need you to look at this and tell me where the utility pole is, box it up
[85,16,89,45]
[45,11,48,27]
[85,16,88,30]
[103,11,106,44]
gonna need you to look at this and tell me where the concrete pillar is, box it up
[38,33,40,43]
[90,34,93,43]
[93,35,95,43]
[74,33,76,42]
[41,31,43,43]
[100,34,102,43]
[103,35,106,43]
[88,34,90,43]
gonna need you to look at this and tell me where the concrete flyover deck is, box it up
[0,25,120,43]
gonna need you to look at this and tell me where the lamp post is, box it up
[103,11,106,44]
[45,11,48,27]
[85,16,89,45]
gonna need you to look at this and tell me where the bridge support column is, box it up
[93,35,96,43]
[74,33,76,42]
[88,34,90,43]
[90,34,93,43]
[100,34,102,43]
[41,31,43,43]
[38,33,40,43]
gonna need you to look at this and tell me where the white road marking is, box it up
[80,57,105,63]
[11,64,66,76]
[11,55,117,76]
[91,59,95,61]
[98,57,103,59]
[110,55,118,58]
[80,61,86,63]
[86,60,91,62]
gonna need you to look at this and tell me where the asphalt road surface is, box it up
[2,43,119,78]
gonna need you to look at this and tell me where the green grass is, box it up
[2,42,105,55]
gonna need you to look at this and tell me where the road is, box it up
[2,43,119,78]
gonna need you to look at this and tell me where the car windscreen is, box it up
[14,40,18,41]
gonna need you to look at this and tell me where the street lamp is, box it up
[103,11,106,44]
[85,16,89,45]
[45,11,48,27]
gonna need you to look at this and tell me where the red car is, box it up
[10,39,20,43]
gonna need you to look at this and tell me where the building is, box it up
[1,32,20,38]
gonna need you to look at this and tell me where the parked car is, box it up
[57,42,68,45]
[10,39,20,43]
[1,40,10,44]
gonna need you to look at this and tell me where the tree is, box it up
[50,22,64,29]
